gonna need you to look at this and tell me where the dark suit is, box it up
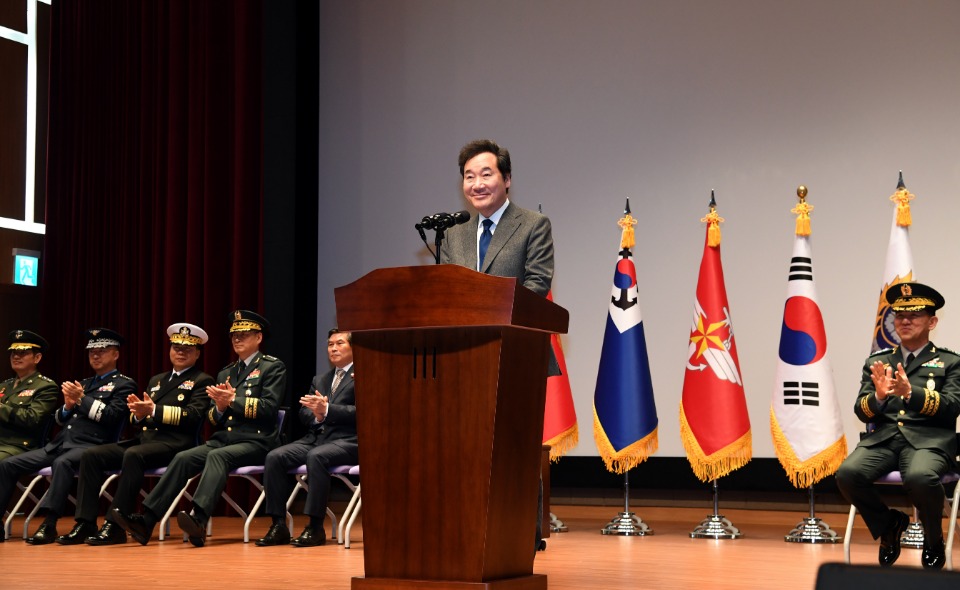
[263,366,357,519]
[74,366,214,523]
[0,372,134,518]
[440,201,554,296]
[836,342,960,540]
[0,372,59,461]
[142,352,285,519]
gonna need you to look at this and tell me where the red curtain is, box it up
[41,0,263,385]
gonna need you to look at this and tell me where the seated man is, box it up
[114,310,285,547]
[0,330,58,462]
[0,328,134,543]
[256,328,356,547]
[836,282,960,570]
[57,323,214,545]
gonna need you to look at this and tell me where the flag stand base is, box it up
[902,516,925,549]
[549,512,568,533]
[784,517,840,543]
[601,511,652,536]
[689,514,741,539]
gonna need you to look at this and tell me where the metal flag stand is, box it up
[689,479,741,539]
[784,484,840,543]
[601,470,652,536]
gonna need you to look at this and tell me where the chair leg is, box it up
[339,483,361,546]
[158,475,198,542]
[947,481,959,571]
[344,496,361,549]
[843,504,857,564]
[5,475,45,540]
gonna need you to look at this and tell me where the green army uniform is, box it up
[0,372,59,461]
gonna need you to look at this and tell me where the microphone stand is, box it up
[433,227,446,264]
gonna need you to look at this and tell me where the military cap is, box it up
[885,282,945,313]
[8,329,49,353]
[85,327,125,349]
[167,323,209,346]
[229,310,270,335]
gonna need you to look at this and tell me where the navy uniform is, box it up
[257,328,357,547]
[0,331,59,461]
[836,283,960,570]
[57,323,215,545]
[114,310,285,546]
[0,328,134,543]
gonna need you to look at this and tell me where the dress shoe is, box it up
[255,522,291,546]
[290,525,326,547]
[85,521,127,546]
[56,521,98,545]
[25,522,58,545]
[878,509,910,567]
[177,511,206,547]
[112,508,154,546]
[922,537,946,570]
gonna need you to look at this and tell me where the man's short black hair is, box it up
[458,139,511,180]
[328,328,352,343]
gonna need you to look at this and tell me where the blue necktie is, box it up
[478,219,493,270]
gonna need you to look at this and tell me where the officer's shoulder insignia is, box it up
[37,374,55,383]
[222,361,239,371]
[936,346,960,356]
[261,354,279,362]
[868,348,893,358]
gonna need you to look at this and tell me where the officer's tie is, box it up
[478,219,493,271]
[331,368,345,393]
[906,352,915,368]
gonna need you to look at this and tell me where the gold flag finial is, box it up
[617,198,637,249]
[791,185,813,237]
[890,170,914,228]
[701,190,723,247]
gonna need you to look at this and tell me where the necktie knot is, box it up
[906,353,915,366]
[331,368,345,392]
[478,219,493,270]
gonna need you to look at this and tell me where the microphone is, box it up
[416,210,471,230]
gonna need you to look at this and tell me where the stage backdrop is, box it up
[315,0,960,459]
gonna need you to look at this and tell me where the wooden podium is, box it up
[335,265,569,590]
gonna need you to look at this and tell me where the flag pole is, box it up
[689,478,740,538]
[784,484,840,543]
[600,469,652,535]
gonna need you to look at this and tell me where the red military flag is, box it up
[543,291,578,460]
[680,193,752,481]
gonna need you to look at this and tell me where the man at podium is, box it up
[441,138,555,552]
[440,138,554,297]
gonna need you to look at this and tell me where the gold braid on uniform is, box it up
[920,389,941,416]
[244,397,258,419]
[162,406,183,426]
[859,396,875,418]
[207,406,218,425]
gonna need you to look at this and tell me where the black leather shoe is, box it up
[922,537,946,570]
[255,522,291,546]
[290,525,326,547]
[878,510,910,567]
[112,508,154,546]
[56,521,98,545]
[85,521,127,546]
[25,522,58,545]
[177,511,206,547]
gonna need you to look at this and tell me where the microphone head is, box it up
[451,210,471,225]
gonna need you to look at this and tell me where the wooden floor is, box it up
[1,505,956,589]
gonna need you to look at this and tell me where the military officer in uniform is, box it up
[256,328,356,547]
[114,310,286,547]
[836,282,960,570]
[0,330,58,462]
[0,328,134,543]
[57,323,215,545]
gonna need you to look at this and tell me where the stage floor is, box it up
[1,504,955,589]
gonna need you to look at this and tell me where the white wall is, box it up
[316,0,960,458]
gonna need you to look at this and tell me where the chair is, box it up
[843,470,960,570]
[282,463,360,547]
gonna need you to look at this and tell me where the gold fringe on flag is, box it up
[770,408,847,488]
[593,408,658,474]
[544,424,579,462]
[701,209,724,248]
[791,185,813,237]
[679,403,752,482]
[890,186,914,227]
[618,212,637,249]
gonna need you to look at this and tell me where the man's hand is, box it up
[61,380,84,410]
[891,363,912,399]
[207,378,237,413]
[127,393,156,420]
[870,360,894,401]
[299,390,328,421]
